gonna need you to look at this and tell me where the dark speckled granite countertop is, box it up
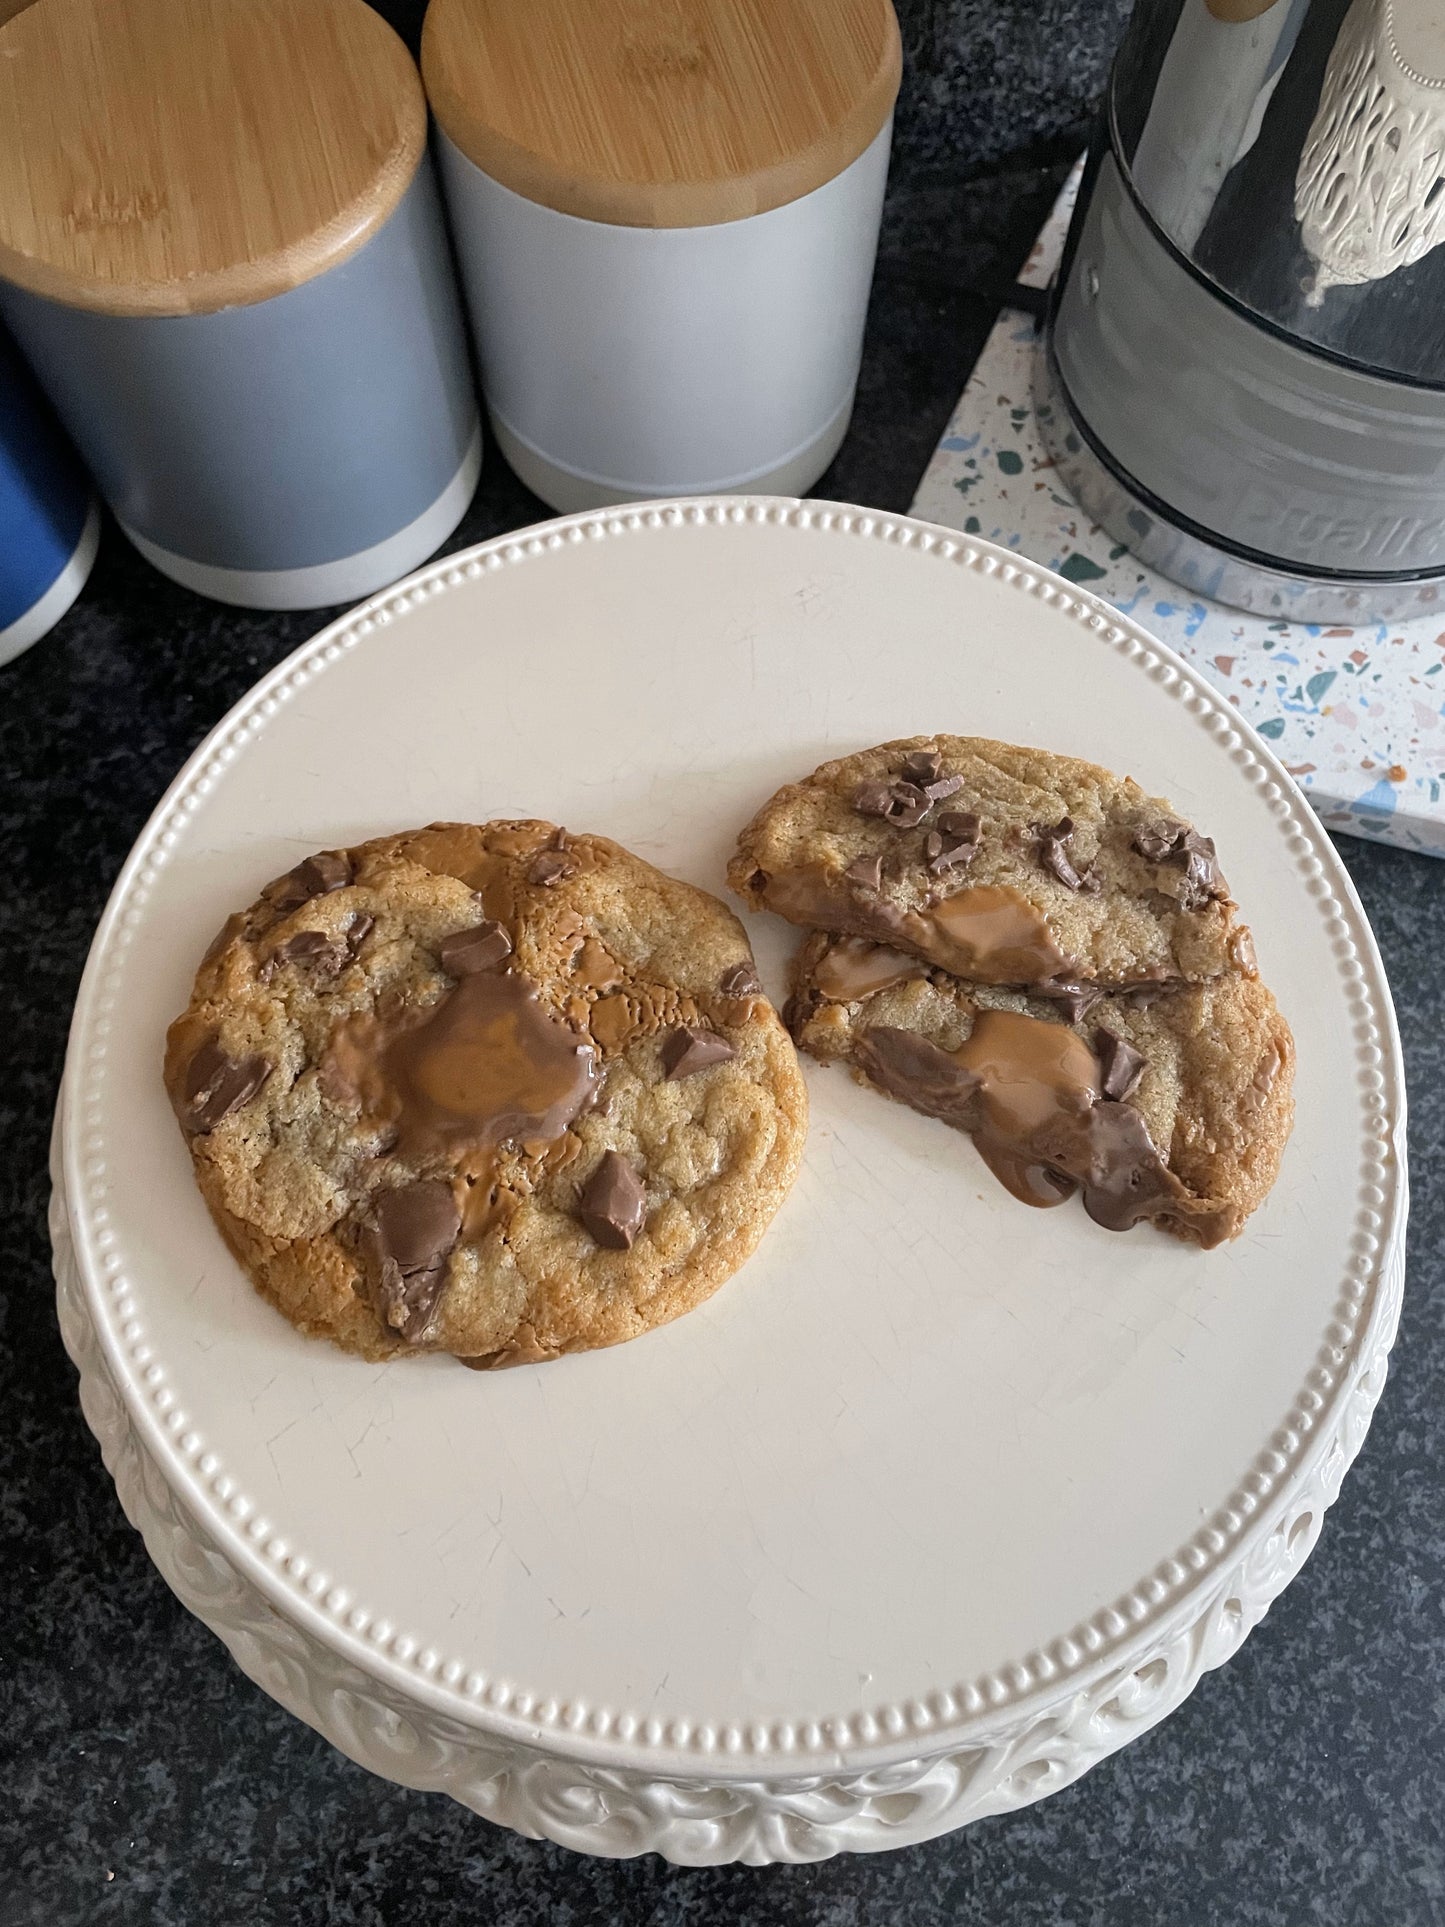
[4,3,1442,1921]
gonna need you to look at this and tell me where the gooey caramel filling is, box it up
[762,865,1071,986]
[923,886,1071,985]
[856,1007,1183,1230]
[811,936,923,1000]
[324,971,599,1233]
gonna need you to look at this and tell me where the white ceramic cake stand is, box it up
[53,500,1406,1863]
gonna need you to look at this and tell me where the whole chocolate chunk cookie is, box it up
[730,736,1252,990]
[165,821,806,1366]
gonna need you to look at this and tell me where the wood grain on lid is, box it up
[0,0,427,316]
[421,0,902,228]
[1203,0,1283,18]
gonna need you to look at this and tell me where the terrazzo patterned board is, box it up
[910,162,1445,857]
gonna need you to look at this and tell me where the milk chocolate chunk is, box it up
[852,1008,1181,1232]
[527,849,575,887]
[938,810,980,841]
[901,749,943,785]
[922,775,964,804]
[718,960,762,999]
[1178,830,1225,907]
[1132,820,1185,864]
[884,781,932,828]
[1037,817,1092,892]
[1133,819,1226,905]
[925,809,981,877]
[1093,1027,1146,1101]
[1077,1101,1177,1232]
[366,1257,450,1344]
[660,1025,737,1079]
[346,913,374,956]
[263,849,353,912]
[1035,980,1104,1025]
[174,1033,270,1132]
[578,1150,646,1249]
[854,775,936,828]
[273,928,344,972]
[855,1026,981,1128]
[439,920,512,976]
[363,1180,462,1343]
[374,1179,461,1274]
[298,850,351,894]
[853,779,896,818]
[845,853,884,891]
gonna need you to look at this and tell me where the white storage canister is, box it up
[422,0,901,511]
[0,0,480,610]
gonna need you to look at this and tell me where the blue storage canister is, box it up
[0,326,97,666]
[0,0,480,612]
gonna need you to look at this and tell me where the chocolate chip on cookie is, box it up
[924,809,980,878]
[525,828,577,888]
[845,852,884,891]
[900,749,944,786]
[374,1180,462,1272]
[439,920,512,975]
[1132,819,1186,863]
[1036,817,1096,893]
[1133,818,1227,908]
[852,778,897,818]
[882,781,931,828]
[272,927,343,970]
[265,849,353,911]
[362,1180,462,1341]
[171,1032,270,1133]
[718,960,762,999]
[1178,832,1225,908]
[660,1025,737,1080]
[528,849,575,887]
[855,1026,979,1122]
[578,1150,646,1249]
[902,757,965,809]
[1093,1026,1146,1101]
[853,777,933,828]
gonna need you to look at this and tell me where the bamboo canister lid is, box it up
[0,0,427,316]
[421,0,902,229]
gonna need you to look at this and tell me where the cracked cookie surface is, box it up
[165,820,807,1366]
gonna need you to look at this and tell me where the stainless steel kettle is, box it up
[1038,0,1445,619]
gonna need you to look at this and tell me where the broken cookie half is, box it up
[786,932,1293,1248]
[729,733,1250,989]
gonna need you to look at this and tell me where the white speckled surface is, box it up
[911,164,1445,857]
